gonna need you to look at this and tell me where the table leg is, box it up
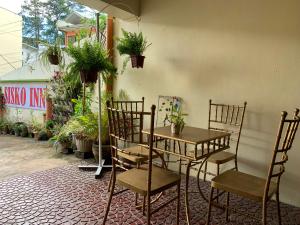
[185,160,192,225]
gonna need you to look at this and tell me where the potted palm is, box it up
[66,41,115,84]
[116,29,151,68]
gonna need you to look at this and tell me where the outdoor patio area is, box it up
[0,162,299,225]
[1,0,300,224]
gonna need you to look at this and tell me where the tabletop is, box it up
[142,126,230,145]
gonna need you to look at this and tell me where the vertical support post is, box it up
[96,12,103,169]
[106,16,114,94]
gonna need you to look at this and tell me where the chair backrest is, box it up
[208,99,247,155]
[110,97,145,144]
[264,109,300,199]
[106,100,150,169]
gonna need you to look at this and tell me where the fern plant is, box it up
[39,39,64,68]
[66,41,116,83]
[116,29,151,70]
[117,29,150,56]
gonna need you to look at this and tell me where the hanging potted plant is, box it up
[66,41,115,84]
[39,39,64,67]
[116,29,151,69]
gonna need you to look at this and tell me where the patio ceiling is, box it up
[76,0,141,19]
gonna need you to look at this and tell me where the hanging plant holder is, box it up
[80,69,99,84]
[130,55,145,68]
[48,54,60,65]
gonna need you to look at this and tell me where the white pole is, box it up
[98,74,103,167]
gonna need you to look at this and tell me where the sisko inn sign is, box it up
[2,84,47,111]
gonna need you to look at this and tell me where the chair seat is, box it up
[207,151,235,164]
[117,165,181,196]
[211,170,277,202]
[118,145,152,163]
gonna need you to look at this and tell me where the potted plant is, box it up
[64,113,98,153]
[50,129,72,154]
[31,121,43,140]
[20,124,28,137]
[38,129,49,141]
[40,39,64,66]
[66,41,115,84]
[167,106,188,135]
[13,122,22,136]
[45,120,55,138]
[116,29,151,69]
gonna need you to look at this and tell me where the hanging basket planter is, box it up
[130,55,145,68]
[80,69,99,84]
[47,54,60,65]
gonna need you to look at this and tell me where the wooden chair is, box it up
[202,100,247,181]
[103,103,181,225]
[107,97,148,193]
[206,109,300,225]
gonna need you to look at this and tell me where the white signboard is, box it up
[2,84,47,111]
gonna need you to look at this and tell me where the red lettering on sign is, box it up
[10,87,14,104]
[4,87,9,104]
[14,87,20,105]
[30,88,34,107]
[33,88,39,107]
[20,88,26,106]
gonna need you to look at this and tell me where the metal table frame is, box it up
[143,126,231,225]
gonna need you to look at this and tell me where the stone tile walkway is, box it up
[0,165,299,225]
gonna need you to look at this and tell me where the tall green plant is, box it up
[117,29,151,56]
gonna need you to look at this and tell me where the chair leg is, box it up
[107,170,113,193]
[203,161,208,181]
[147,193,151,225]
[276,191,282,225]
[216,164,220,203]
[206,187,214,225]
[102,167,116,225]
[234,156,239,171]
[225,192,230,222]
[142,195,146,215]
[176,182,181,225]
[262,200,267,225]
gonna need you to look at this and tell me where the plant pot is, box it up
[130,55,145,68]
[56,142,71,154]
[92,143,111,163]
[75,138,93,153]
[48,54,59,65]
[72,134,77,150]
[171,123,182,135]
[80,69,99,84]
[33,132,39,140]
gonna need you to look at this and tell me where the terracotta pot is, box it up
[130,55,145,68]
[75,138,93,152]
[80,69,99,84]
[48,54,59,65]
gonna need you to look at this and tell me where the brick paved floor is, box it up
[0,165,299,225]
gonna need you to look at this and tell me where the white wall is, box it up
[114,0,300,206]
[0,8,22,76]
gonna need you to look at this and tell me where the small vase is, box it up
[171,123,181,135]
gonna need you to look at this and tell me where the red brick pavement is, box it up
[0,165,299,225]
